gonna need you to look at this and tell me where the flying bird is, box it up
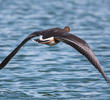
[0,26,109,83]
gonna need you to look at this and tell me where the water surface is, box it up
[0,0,110,100]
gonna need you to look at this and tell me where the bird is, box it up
[0,26,109,83]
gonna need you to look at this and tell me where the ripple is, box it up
[0,0,110,100]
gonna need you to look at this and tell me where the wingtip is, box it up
[105,77,110,85]
[102,72,110,85]
[0,64,4,70]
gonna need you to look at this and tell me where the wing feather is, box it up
[55,33,109,83]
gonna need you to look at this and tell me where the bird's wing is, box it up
[55,33,109,83]
[0,31,40,69]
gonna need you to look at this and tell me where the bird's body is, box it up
[33,36,57,46]
[0,26,109,84]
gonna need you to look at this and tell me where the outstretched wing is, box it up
[55,33,109,83]
[0,31,40,69]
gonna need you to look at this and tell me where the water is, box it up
[0,0,110,100]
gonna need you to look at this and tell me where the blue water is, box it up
[0,0,110,100]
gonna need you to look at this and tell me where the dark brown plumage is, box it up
[0,26,109,83]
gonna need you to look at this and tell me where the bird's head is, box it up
[64,26,70,32]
